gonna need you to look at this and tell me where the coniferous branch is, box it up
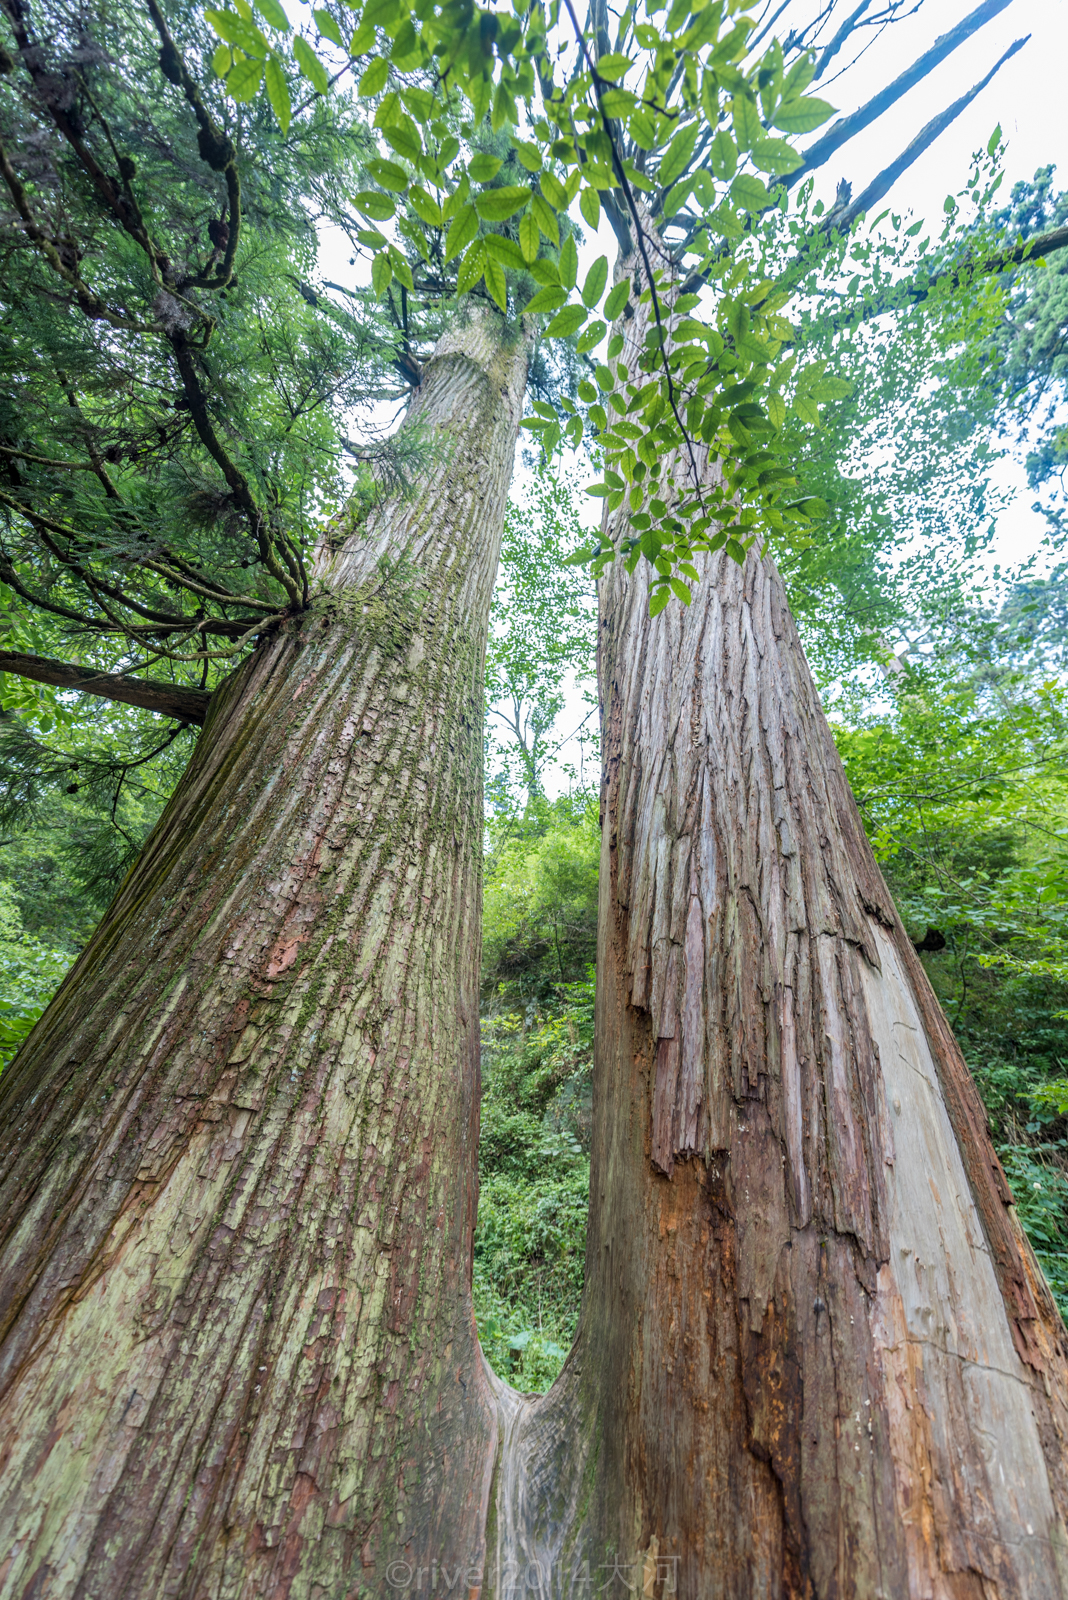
[0,651,212,721]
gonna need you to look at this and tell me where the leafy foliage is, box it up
[0,0,413,679]
[203,0,865,603]
[476,796,598,1387]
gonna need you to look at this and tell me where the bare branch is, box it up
[0,651,211,723]
[827,34,1028,233]
[787,0,1016,190]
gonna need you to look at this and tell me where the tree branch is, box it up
[826,34,1029,234]
[0,651,211,722]
[833,221,1068,335]
[787,0,1016,189]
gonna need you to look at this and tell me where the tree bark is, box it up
[0,652,212,722]
[0,307,529,1598]
[482,240,1068,1597]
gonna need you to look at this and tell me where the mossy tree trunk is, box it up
[0,308,528,1599]
[484,237,1068,1598]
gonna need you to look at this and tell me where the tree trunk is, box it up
[0,307,528,1599]
[483,245,1068,1597]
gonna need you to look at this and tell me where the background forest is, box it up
[3,134,1068,1393]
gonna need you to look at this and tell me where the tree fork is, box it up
[0,306,529,1598]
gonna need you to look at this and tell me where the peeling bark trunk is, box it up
[485,247,1068,1596]
[0,308,528,1599]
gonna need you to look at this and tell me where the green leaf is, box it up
[389,17,421,67]
[407,184,441,228]
[529,258,560,286]
[773,95,835,134]
[389,248,414,290]
[809,376,852,401]
[382,118,421,162]
[455,239,484,295]
[604,279,629,320]
[575,313,605,350]
[511,140,542,173]
[444,203,478,262]
[358,55,389,95]
[649,586,671,616]
[731,92,761,152]
[580,186,601,230]
[595,52,632,81]
[519,210,538,264]
[212,42,232,76]
[348,16,374,52]
[545,304,588,338]
[782,52,815,99]
[710,129,737,180]
[559,232,578,291]
[204,9,267,53]
[468,152,504,182]
[474,186,531,221]
[253,0,290,28]
[730,173,771,212]
[483,234,526,271]
[491,77,516,132]
[670,577,691,604]
[313,7,345,46]
[523,285,568,314]
[600,88,637,117]
[264,54,291,131]
[751,137,801,175]
[371,250,393,294]
[539,171,568,210]
[401,86,434,122]
[659,121,699,188]
[582,254,608,309]
[353,189,396,220]
[293,35,330,94]
[792,394,820,426]
[767,392,785,430]
[484,255,508,312]
[367,157,408,192]
[356,226,387,247]
[531,193,559,246]
[227,53,264,100]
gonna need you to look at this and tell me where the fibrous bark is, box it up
[0,652,212,723]
[482,238,1068,1598]
[0,307,528,1598]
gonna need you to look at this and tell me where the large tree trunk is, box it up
[485,248,1068,1597]
[0,308,528,1598]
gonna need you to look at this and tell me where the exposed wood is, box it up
[0,650,213,723]
[481,216,1068,1599]
[0,308,530,1596]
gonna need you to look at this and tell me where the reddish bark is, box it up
[479,237,1068,1598]
[0,309,528,1598]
